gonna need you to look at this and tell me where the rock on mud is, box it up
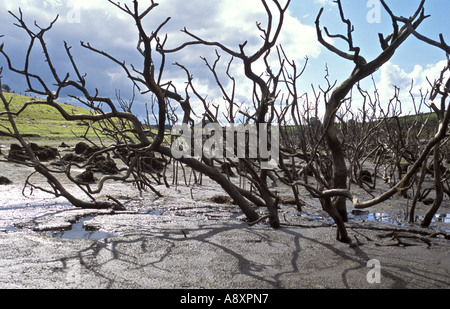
[0,176,12,185]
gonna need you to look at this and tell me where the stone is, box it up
[76,170,96,184]
[8,144,28,162]
[61,153,86,163]
[34,145,58,161]
[91,155,119,175]
[74,142,100,157]
[360,170,372,183]
[0,176,12,185]
[422,198,434,206]
[59,142,70,148]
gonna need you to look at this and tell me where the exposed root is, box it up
[248,214,270,226]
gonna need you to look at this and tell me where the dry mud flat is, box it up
[0,141,449,289]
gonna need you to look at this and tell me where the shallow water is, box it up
[1,197,449,240]
[349,211,450,226]
[55,217,119,241]
[294,211,450,233]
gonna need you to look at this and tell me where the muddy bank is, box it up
[1,213,449,289]
[0,184,449,289]
[0,140,449,289]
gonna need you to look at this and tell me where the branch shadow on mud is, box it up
[280,227,450,289]
[56,218,450,289]
[66,222,283,288]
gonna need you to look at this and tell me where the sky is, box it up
[0,0,449,123]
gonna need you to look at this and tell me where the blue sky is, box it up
[1,0,449,121]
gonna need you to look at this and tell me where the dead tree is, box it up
[347,6,450,215]
[401,24,450,227]
[0,0,293,228]
[400,15,450,227]
[1,0,448,243]
[294,0,428,242]
[277,0,449,243]
[160,0,292,228]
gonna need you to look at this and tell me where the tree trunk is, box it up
[158,145,261,223]
[320,197,351,243]
[409,156,428,223]
[421,145,443,227]
[324,109,349,222]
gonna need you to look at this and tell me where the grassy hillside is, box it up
[0,92,102,140]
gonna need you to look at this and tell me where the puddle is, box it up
[293,211,450,233]
[0,225,22,233]
[433,214,450,224]
[55,217,119,241]
[349,212,450,233]
[349,211,450,225]
[3,199,449,239]
[148,209,165,216]
[53,210,168,240]
[349,211,408,226]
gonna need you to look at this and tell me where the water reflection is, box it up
[349,211,450,225]
[293,211,450,233]
[55,217,118,241]
[349,211,450,232]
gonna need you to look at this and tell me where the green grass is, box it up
[0,92,109,140]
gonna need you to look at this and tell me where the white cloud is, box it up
[1,0,322,121]
[2,0,320,68]
[314,0,335,5]
[279,10,322,59]
[314,0,337,9]
[148,0,321,121]
[379,62,412,93]
[377,60,449,113]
